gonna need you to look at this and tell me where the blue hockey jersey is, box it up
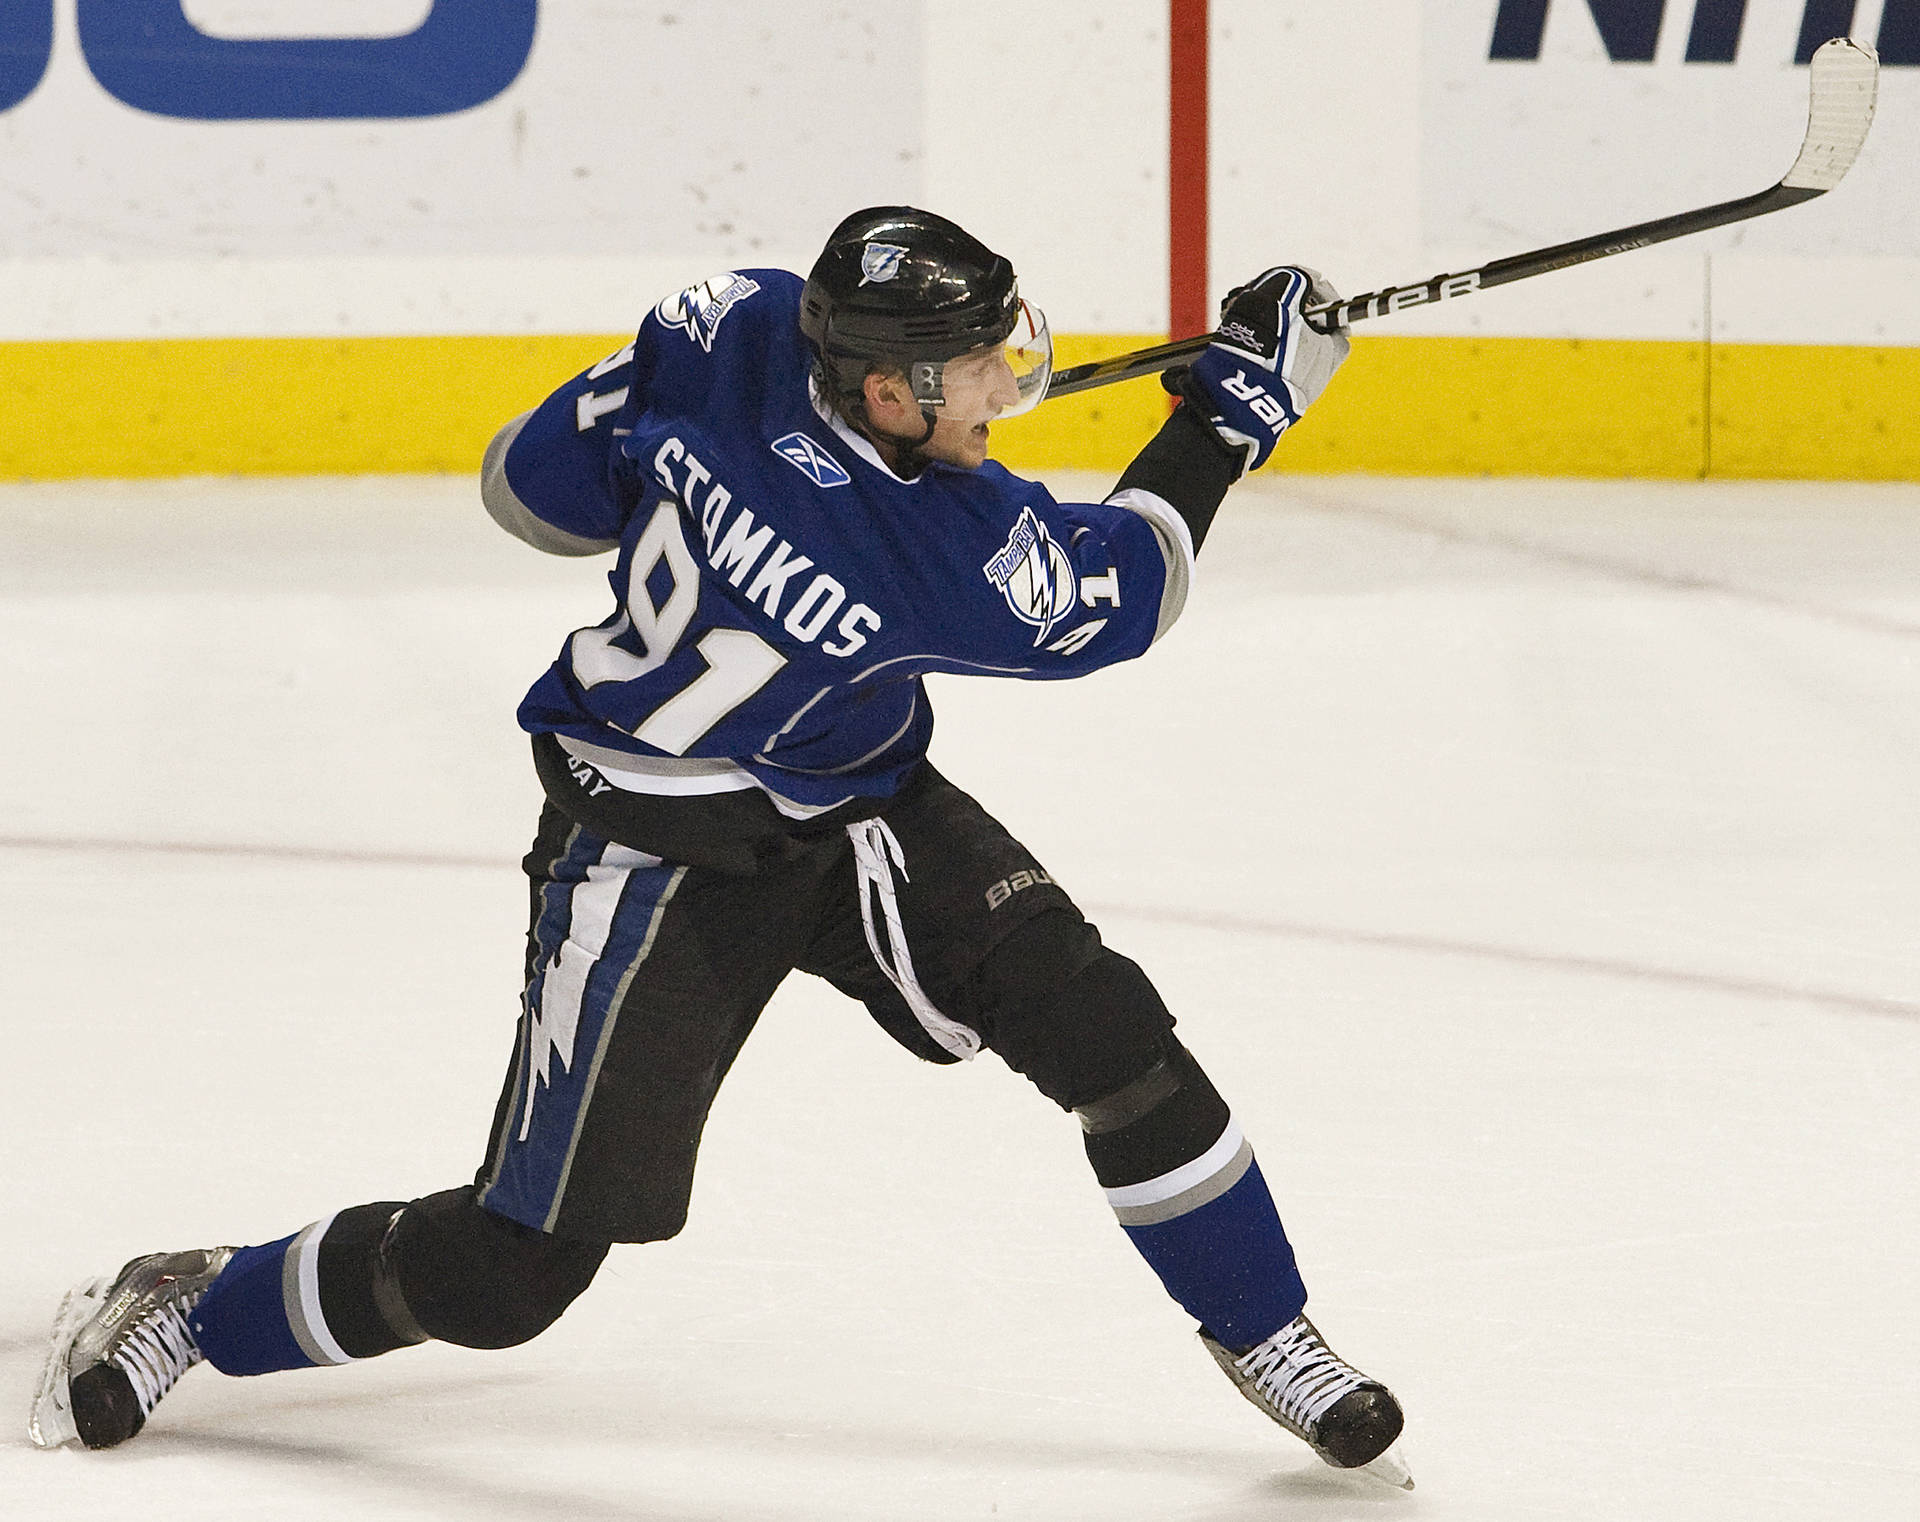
[484,269,1195,821]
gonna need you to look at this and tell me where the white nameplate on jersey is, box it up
[655,273,761,352]
[859,242,908,285]
[770,431,851,488]
[983,506,1078,647]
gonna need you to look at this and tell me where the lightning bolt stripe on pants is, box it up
[479,831,685,1231]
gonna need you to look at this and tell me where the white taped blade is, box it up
[1781,38,1879,192]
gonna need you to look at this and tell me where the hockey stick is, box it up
[1045,37,1879,400]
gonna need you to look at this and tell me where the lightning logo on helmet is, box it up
[983,507,1078,645]
[859,243,908,285]
[656,272,762,352]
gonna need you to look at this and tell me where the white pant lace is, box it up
[847,817,981,1060]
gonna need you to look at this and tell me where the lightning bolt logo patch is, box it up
[982,506,1078,645]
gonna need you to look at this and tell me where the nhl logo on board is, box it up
[770,431,851,488]
[858,242,908,285]
[982,507,1077,645]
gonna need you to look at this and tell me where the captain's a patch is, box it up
[983,507,1077,645]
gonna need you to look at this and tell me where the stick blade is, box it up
[1782,38,1879,192]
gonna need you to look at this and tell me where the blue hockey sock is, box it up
[190,1230,323,1376]
[191,1207,406,1376]
[1105,1122,1306,1351]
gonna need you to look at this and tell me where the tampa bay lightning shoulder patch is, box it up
[655,272,761,352]
[983,506,1077,645]
[770,431,851,488]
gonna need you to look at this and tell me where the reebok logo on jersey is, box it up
[983,506,1077,646]
[859,242,908,285]
[655,272,761,352]
[770,431,851,488]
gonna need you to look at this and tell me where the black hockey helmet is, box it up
[800,206,1050,419]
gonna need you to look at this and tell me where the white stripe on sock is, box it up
[1102,1119,1246,1211]
[290,1214,355,1367]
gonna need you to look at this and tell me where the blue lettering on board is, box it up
[74,0,537,120]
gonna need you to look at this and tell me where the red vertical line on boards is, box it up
[1168,0,1210,342]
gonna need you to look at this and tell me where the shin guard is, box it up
[1079,1045,1306,1351]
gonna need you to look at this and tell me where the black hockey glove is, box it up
[1186,266,1349,470]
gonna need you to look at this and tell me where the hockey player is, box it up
[29,207,1410,1487]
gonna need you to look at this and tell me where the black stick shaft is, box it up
[1044,182,1820,400]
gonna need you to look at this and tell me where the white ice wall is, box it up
[1211,0,1919,345]
[0,1,1913,345]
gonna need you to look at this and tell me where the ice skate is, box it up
[28,1246,234,1450]
[1201,1313,1413,1490]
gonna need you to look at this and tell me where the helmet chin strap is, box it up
[856,404,940,478]
[884,409,939,478]
[840,364,943,476]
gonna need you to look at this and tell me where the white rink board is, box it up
[1,1,1915,345]
[0,4,922,265]
[1207,0,1920,343]
[1423,2,1914,259]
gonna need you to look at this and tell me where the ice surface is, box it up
[4,468,1918,1520]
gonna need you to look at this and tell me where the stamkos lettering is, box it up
[682,453,712,505]
[711,509,775,586]
[745,540,815,619]
[700,483,733,546]
[649,435,884,658]
[821,604,881,658]
[653,437,684,485]
[784,575,846,641]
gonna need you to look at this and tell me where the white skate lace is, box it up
[1235,1319,1365,1434]
[111,1301,204,1415]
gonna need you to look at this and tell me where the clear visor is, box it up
[909,299,1052,419]
[995,298,1052,417]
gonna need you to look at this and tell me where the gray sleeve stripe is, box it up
[1105,486,1195,642]
[481,411,621,557]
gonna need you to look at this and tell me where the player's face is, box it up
[919,345,1024,469]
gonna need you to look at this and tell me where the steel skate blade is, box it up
[27,1278,105,1449]
[1359,1442,1414,1490]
